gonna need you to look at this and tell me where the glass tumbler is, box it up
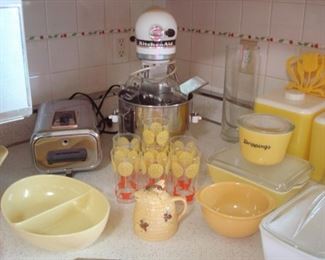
[221,43,261,143]
[111,146,140,203]
[140,148,169,189]
[112,132,141,151]
[170,135,201,203]
[141,117,170,152]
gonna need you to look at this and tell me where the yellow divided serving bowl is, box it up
[238,114,294,165]
[1,175,110,251]
[197,182,275,238]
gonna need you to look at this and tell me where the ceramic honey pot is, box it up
[133,180,187,241]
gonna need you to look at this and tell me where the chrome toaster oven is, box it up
[31,99,102,174]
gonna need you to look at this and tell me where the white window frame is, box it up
[0,0,32,124]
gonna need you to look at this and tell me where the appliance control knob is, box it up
[130,35,136,42]
[165,28,175,37]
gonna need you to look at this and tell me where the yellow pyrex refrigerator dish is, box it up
[238,114,294,165]
[207,146,312,207]
[254,89,325,160]
[0,175,110,251]
[309,112,325,183]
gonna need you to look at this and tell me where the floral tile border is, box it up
[27,28,133,41]
[27,27,324,49]
[179,27,323,49]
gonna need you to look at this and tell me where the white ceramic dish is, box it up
[1,175,110,251]
[260,185,325,260]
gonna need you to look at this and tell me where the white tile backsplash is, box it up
[264,76,289,93]
[23,0,47,37]
[175,59,191,83]
[79,66,107,93]
[215,0,242,33]
[78,35,107,68]
[303,3,325,43]
[270,2,305,41]
[213,36,240,67]
[211,66,225,93]
[50,70,80,100]
[266,43,300,79]
[192,0,215,30]
[26,40,49,75]
[130,0,153,27]
[48,38,79,73]
[105,0,130,30]
[241,1,271,36]
[257,41,269,77]
[191,34,215,65]
[128,33,137,62]
[46,0,77,34]
[166,0,192,28]
[190,62,214,91]
[107,63,130,86]
[176,32,192,61]
[77,0,105,32]
[29,74,52,105]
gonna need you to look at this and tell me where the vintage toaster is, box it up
[31,99,102,174]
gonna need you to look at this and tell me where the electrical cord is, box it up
[96,84,120,116]
[68,84,121,135]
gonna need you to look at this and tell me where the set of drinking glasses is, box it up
[110,117,201,203]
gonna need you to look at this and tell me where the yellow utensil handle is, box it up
[286,56,299,83]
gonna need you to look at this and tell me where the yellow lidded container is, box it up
[254,89,325,159]
[309,112,325,183]
[238,114,294,165]
[207,146,312,207]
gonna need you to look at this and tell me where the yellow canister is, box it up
[309,112,325,183]
[254,89,325,159]
[238,114,294,165]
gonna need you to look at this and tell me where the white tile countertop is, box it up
[0,120,265,260]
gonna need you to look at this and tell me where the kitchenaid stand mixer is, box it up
[118,7,206,136]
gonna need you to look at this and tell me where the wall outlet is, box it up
[112,34,129,64]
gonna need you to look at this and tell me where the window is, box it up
[0,0,32,124]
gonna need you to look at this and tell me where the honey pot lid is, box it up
[135,180,170,201]
[207,145,312,192]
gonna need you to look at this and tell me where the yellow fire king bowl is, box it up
[238,114,294,165]
[197,182,275,238]
[0,175,110,251]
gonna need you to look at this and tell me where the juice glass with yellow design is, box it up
[139,147,170,189]
[111,146,140,203]
[170,135,201,203]
[112,133,141,151]
[141,117,170,152]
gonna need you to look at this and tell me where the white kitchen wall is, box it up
[1,0,325,145]
[166,0,325,122]
[0,0,165,146]
[24,0,166,106]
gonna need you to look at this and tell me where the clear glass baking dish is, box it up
[207,145,312,206]
[260,185,325,259]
